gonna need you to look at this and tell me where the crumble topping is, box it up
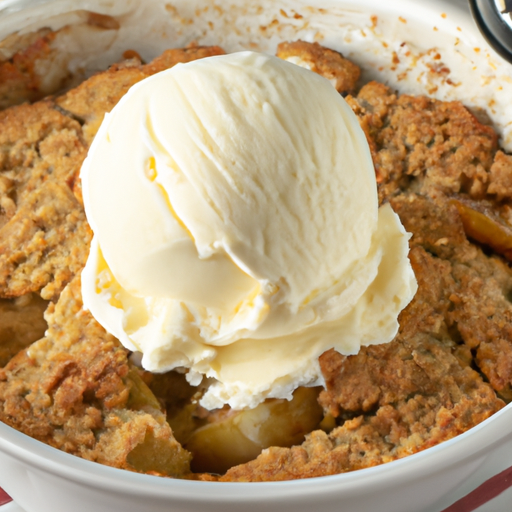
[0,38,510,481]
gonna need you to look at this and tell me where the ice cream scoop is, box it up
[81,51,417,410]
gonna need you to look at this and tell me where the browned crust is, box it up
[0,276,190,476]
[0,101,90,301]
[276,40,360,94]
[346,81,498,202]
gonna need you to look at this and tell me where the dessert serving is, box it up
[80,49,416,414]
[0,0,512,498]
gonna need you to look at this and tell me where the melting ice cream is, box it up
[81,51,417,409]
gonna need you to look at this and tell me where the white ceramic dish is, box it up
[0,1,511,511]
[1,404,512,512]
[4,479,512,510]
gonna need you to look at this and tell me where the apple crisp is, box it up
[0,36,510,481]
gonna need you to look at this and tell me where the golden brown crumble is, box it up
[0,38,511,481]
[276,40,360,94]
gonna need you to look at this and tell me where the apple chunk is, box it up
[186,387,323,474]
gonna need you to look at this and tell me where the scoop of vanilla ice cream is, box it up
[81,51,417,410]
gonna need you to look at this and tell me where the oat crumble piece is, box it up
[0,276,191,476]
[346,81,498,202]
[276,40,360,94]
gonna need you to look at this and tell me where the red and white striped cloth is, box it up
[0,487,11,507]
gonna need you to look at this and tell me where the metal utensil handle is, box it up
[469,0,512,63]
